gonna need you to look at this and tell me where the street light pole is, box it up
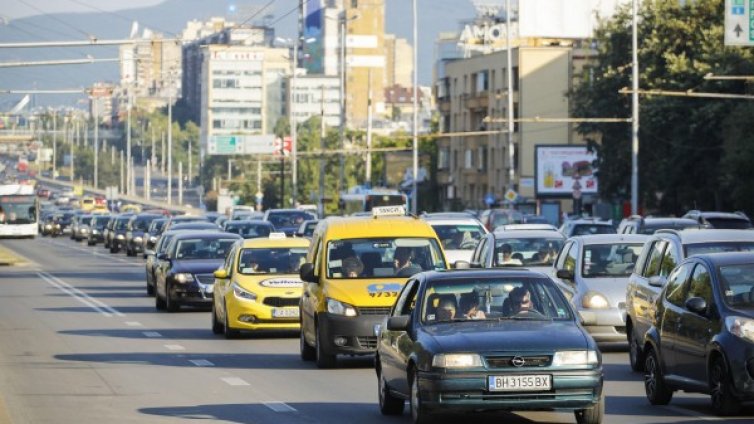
[291,40,299,206]
[411,0,419,214]
[93,100,99,188]
[126,87,132,196]
[339,15,346,196]
[167,92,173,205]
[630,0,640,215]
[52,111,57,180]
[506,0,515,196]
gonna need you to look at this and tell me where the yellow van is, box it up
[299,206,449,368]
[80,196,96,211]
[212,235,310,337]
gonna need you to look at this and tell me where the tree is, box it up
[571,0,754,214]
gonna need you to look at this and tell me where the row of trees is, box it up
[572,0,754,215]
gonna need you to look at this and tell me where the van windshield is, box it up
[326,237,446,279]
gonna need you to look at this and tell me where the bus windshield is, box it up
[0,195,37,224]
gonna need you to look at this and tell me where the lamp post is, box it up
[630,0,640,215]
[505,0,515,197]
[411,0,419,214]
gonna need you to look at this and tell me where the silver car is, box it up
[552,234,648,344]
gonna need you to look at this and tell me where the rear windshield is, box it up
[432,224,486,251]
[267,211,316,228]
[226,223,271,238]
[639,222,699,234]
[686,242,754,256]
[492,211,524,227]
[571,224,616,236]
[705,218,752,229]
[494,238,564,266]
[581,243,643,277]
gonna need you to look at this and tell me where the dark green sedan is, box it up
[375,269,604,424]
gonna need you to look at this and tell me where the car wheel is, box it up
[87,240,95,246]
[224,302,240,339]
[628,327,644,372]
[165,283,178,312]
[300,324,315,361]
[126,247,135,257]
[575,394,604,424]
[378,366,404,415]
[410,368,430,424]
[155,289,166,310]
[146,280,154,296]
[211,303,223,335]
[110,244,118,254]
[644,347,673,405]
[710,355,741,416]
[315,323,336,368]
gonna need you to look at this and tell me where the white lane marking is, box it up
[125,321,142,327]
[164,344,185,351]
[221,377,249,386]
[49,240,134,264]
[189,359,214,367]
[665,406,722,421]
[142,331,162,338]
[38,272,113,317]
[38,271,126,317]
[263,402,297,413]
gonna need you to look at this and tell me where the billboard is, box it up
[303,0,325,74]
[535,145,598,197]
[519,0,625,39]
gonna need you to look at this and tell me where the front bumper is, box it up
[720,334,754,400]
[226,296,301,331]
[578,307,627,343]
[169,280,214,306]
[318,312,385,356]
[418,368,603,412]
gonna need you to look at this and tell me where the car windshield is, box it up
[705,218,752,229]
[115,218,130,230]
[421,277,573,323]
[150,220,167,233]
[133,217,155,231]
[685,242,754,256]
[432,224,485,251]
[571,224,615,236]
[326,237,446,279]
[491,211,523,227]
[237,247,309,275]
[172,238,237,260]
[267,211,315,228]
[92,216,110,228]
[581,243,643,277]
[494,238,564,266]
[718,264,754,308]
[81,216,93,225]
[226,223,271,238]
[302,221,318,236]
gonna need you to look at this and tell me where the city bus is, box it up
[0,184,38,238]
[338,186,408,216]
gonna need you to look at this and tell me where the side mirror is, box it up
[156,253,168,261]
[648,275,667,288]
[387,315,410,332]
[454,260,471,269]
[685,297,707,315]
[300,262,317,283]
[556,269,574,280]
[214,269,229,279]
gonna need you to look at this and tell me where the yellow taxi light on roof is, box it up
[372,205,406,217]
[269,232,287,240]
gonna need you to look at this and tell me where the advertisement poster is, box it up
[302,0,324,74]
[535,145,598,197]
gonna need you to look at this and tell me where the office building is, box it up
[288,75,342,128]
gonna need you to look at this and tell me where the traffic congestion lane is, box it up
[0,238,753,423]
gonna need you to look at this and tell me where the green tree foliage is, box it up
[571,0,754,214]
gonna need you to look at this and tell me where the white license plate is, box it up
[203,285,214,294]
[488,375,551,392]
[272,308,299,318]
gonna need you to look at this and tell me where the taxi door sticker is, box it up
[367,283,402,298]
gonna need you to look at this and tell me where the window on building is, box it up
[438,149,449,170]
[465,149,473,169]
[478,146,487,171]
[512,66,519,91]
[475,70,489,93]
[453,150,459,170]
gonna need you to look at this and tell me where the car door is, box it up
[631,240,668,337]
[658,263,693,377]
[216,245,237,321]
[156,240,176,298]
[673,263,715,386]
[381,279,419,394]
[301,235,323,344]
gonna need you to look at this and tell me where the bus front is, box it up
[0,194,38,237]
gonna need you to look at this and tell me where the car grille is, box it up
[262,297,299,308]
[485,355,552,368]
[615,326,627,334]
[195,274,215,285]
[356,336,378,349]
[357,307,392,316]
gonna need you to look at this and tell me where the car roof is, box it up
[318,216,439,239]
[690,252,754,266]
[425,218,484,226]
[658,228,754,244]
[171,222,219,229]
[171,231,242,240]
[641,217,698,225]
[241,236,311,249]
[421,212,477,219]
[568,219,612,225]
[493,230,565,239]
[690,211,749,220]
[418,268,550,281]
[570,234,649,244]
[225,219,269,225]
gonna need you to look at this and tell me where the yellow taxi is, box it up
[211,234,310,338]
[80,196,96,211]
[121,203,142,214]
[299,206,449,367]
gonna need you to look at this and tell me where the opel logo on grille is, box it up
[511,356,525,367]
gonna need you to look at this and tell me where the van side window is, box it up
[659,244,679,277]
[563,243,578,272]
[643,241,667,278]
[555,242,572,270]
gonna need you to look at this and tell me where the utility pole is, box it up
[188,138,192,184]
[505,0,515,199]
[150,124,156,168]
[338,14,346,196]
[411,0,419,214]
[69,117,74,182]
[366,69,373,186]
[126,87,132,196]
[145,159,151,201]
[93,101,98,188]
[630,0,640,215]
[178,162,183,206]
[167,93,173,205]
[318,84,326,218]
[52,112,57,180]
[161,131,165,174]
[119,150,124,194]
[291,40,299,207]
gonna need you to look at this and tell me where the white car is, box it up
[470,229,566,274]
[422,215,488,266]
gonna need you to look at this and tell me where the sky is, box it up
[2,0,165,20]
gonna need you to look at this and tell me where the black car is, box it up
[642,252,754,415]
[108,214,134,253]
[375,269,604,424]
[164,215,211,231]
[263,209,316,237]
[294,219,319,238]
[59,211,76,235]
[142,218,168,257]
[145,230,184,296]
[125,213,161,257]
[103,216,116,248]
[170,222,220,232]
[87,214,111,245]
[154,232,242,311]
[222,220,273,239]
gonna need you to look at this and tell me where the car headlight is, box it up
[232,282,257,301]
[326,298,357,316]
[174,273,194,284]
[44,224,52,229]
[552,350,600,366]
[116,234,125,240]
[133,236,143,243]
[432,353,483,368]
[149,236,157,242]
[92,229,99,234]
[725,316,754,343]
[582,292,609,309]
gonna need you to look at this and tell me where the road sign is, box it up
[208,135,243,155]
[484,192,496,206]
[725,0,754,46]
[207,135,276,155]
[504,189,518,203]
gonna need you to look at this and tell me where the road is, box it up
[0,238,751,424]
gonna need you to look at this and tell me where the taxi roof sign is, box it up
[269,232,287,239]
[372,205,406,217]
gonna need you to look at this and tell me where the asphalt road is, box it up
[0,238,752,424]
